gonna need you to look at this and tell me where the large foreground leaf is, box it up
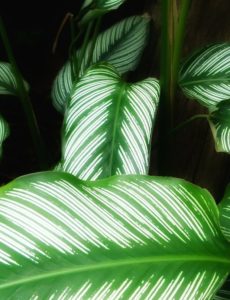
[0,171,230,299]
[52,16,149,112]
[179,43,230,109]
[208,100,230,154]
[219,184,230,241]
[59,63,160,180]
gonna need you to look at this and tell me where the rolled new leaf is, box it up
[179,43,230,109]
[208,100,230,154]
[0,171,229,299]
[0,62,29,96]
[52,15,150,112]
[60,63,160,180]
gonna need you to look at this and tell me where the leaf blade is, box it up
[59,63,160,179]
[208,100,230,154]
[179,43,230,108]
[52,16,150,113]
[0,171,229,298]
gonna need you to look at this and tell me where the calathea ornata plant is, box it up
[0,0,230,299]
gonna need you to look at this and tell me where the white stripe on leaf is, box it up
[0,171,229,299]
[179,43,230,109]
[60,63,160,180]
[0,62,29,96]
[208,100,230,154]
[52,16,149,112]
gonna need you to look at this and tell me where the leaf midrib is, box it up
[108,83,126,176]
[1,254,230,290]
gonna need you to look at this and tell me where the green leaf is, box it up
[0,62,18,95]
[213,277,230,300]
[0,171,229,299]
[0,62,29,96]
[52,16,150,112]
[219,184,230,241]
[80,0,127,24]
[59,63,160,180]
[0,115,9,157]
[208,100,230,153]
[179,43,230,109]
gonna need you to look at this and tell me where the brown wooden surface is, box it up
[143,0,230,200]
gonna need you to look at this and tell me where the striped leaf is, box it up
[213,278,230,300]
[59,63,160,180]
[219,184,230,241]
[80,0,127,24]
[208,100,230,154]
[0,62,18,96]
[52,16,149,112]
[179,43,230,109]
[0,115,9,157]
[0,62,29,96]
[0,171,229,299]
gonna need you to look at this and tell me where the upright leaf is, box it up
[179,43,230,109]
[52,16,150,112]
[0,115,9,157]
[59,63,160,180]
[208,100,230,154]
[213,277,230,300]
[0,171,230,299]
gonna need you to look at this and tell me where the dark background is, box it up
[0,0,230,200]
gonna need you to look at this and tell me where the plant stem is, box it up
[170,114,208,135]
[158,0,191,175]
[158,0,174,174]
[0,17,46,169]
[172,0,191,91]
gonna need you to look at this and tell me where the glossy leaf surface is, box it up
[59,63,160,180]
[209,100,230,154]
[0,171,229,299]
[52,16,149,112]
[179,43,230,109]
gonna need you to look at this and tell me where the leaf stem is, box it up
[170,114,208,135]
[0,17,46,169]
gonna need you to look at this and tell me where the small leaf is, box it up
[52,16,150,112]
[80,0,127,24]
[179,43,230,109]
[0,171,229,299]
[0,62,29,96]
[208,100,230,153]
[0,115,9,157]
[59,63,160,180]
